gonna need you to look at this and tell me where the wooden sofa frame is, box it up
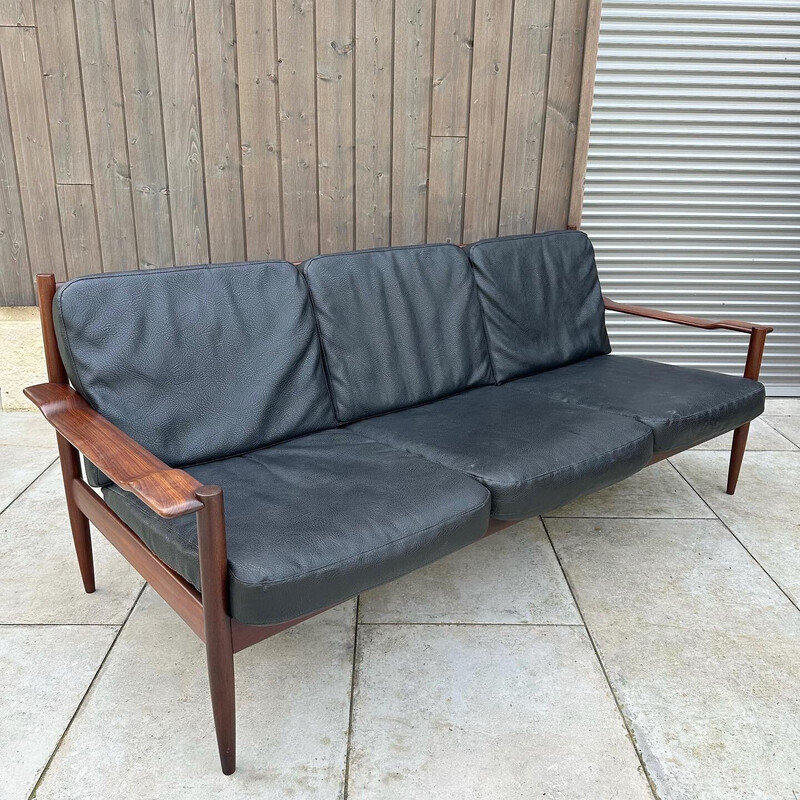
[25,272,771,774]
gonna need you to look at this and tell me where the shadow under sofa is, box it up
[25,230,770,774]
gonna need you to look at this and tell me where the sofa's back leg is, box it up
[56,433,95,593]
[726,422,750,495]
[197,485,236,775]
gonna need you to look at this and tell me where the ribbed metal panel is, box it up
[582,0,800,394]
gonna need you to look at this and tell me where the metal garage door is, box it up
[581,0,800,395]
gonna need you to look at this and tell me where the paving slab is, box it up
[348,624,653,800]
[0,411,57,450]
[35,589,357,800]
[548,517,800,800]
[671,450,800,607]
[692,417,796,451]
[764,397,800,415]
[0,465,144,624]
[546,460,713,519]
[0,444,55,513]
[763,414,800,447]
[358,519,579,625]
[0,624,117,800]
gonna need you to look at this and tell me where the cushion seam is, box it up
[352,422,653,493]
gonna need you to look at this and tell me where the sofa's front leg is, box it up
[196,485,236,775]
[727,326,769,495]
[726,422,750,495]
[56,432,95,593]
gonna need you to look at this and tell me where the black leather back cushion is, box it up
[303,244,494,423]
[467,232,611,382]
[54,261,336,483]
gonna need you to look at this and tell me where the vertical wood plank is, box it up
[391,0,433,245]
[0,0,32,26]
[568,0,602,229]
[116,0,173,268]
[153,0,209,265]
[56,183,102,277]
[276,0,319,262]
[236,0,282,259]
[426,136,466,244]
[36,0,92,185]
[498,0,553,236]
[194,0,245,262]
[354,0,392,249]
[74,0,138,272]
[0,49,32,304]
[0,27,65,283]
[536,0,588,232]
[462,0,513,243]
[316,0,354,254]
[430,0,474,137]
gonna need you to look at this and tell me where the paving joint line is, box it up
[541,517,662,800]
[0,456,58,516]
[27,583,147,799]
[342,595,360,800]
[667,457,800,615]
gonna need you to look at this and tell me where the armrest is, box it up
[24,383,203,518]
[603,296,773,335]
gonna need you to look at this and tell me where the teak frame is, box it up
[25,273,771,775]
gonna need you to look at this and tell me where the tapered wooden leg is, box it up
[197,485,236,775]
[56,433,95,593]
[726,422,750,495]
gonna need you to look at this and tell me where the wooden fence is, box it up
[0,0,599,305]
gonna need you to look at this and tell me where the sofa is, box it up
[25,231,771,774]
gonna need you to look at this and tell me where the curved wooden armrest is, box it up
[603,296,773,335]
[23,383,203,518]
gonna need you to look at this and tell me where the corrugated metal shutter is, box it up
[582,0,800,395]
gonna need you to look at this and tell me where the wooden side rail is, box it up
[23,382,203,519]
[603,296,774,337]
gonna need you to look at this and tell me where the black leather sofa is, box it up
[26,231,770,773]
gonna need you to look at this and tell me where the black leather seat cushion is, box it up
[303,244,493,422]
[349,385,654,520]
[54,261,336,485]
[103,429,491,625]
[509,355,766,453]
[467,231,611,381]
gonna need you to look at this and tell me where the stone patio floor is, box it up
[1,399,799,799]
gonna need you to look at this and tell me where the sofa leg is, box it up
[197,485,236,774]
[56,433,95,593]
[206,624,236,774]
[726,422,750,495]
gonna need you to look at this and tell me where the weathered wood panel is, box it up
[36,0,92,185]
[462,0,514,242]
[354,0,392,249]
[0,26,65,285]
[74,0,138,271]
[316,0,355,253]
[56,183,102,277]
[195,0,245,262]
[0,0,32,26]
[276,0,319,261]
[236,0,282,259]
[0,0,598,303]
[154,0,209,265]
[536,0,589,232]
[430,0,474,137]
[391,0,434,245]
[426,136,466,244]
[498,0,554,236]
[116,0,173,268]
[0,48,31,304]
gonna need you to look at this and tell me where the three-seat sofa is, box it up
[25,231,771,774]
